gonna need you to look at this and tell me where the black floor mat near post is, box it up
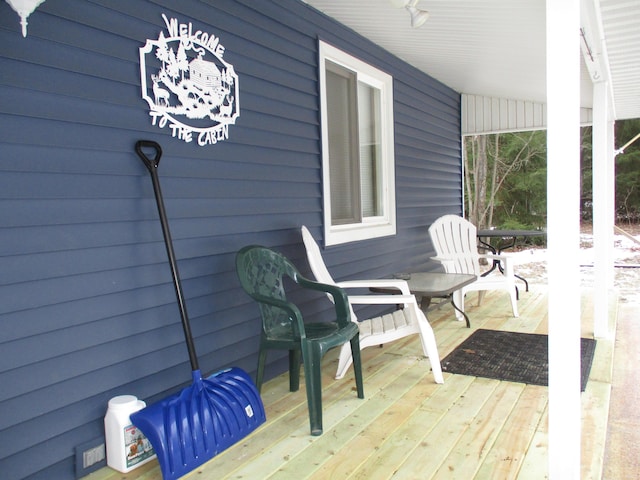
[441,329,596,391]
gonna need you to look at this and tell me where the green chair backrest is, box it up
[236,245,304,340]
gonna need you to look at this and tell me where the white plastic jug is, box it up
[104,395,156,472]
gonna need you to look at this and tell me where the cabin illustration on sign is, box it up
[189,57,222,90]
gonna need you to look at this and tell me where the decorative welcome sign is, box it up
[140,14,239,146]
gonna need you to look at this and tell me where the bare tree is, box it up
[465,131,546,229]
[466,135,488,227]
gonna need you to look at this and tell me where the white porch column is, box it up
[592,80,615,338]
[546,0,582,478]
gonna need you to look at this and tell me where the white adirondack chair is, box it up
[301,226,444,384]
[428,215,519,320]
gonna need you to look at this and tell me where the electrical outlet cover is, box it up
[74,437,106,478]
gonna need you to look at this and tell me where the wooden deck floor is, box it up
[87,286,621,480]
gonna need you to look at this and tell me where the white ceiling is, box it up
[302,0,640,121]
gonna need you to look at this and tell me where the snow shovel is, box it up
[130,140,265,480]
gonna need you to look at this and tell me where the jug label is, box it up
[123,424,155,468]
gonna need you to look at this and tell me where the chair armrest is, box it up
[347,294,417,306]
[248,292,308,338]
[431,256,454,264]
[336,279,410,294]
[297,276,352,327]
[478,253,515,276]
[479,253,513,261]
[430,256,456,270]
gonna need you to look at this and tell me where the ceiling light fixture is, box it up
[390,0,429,28]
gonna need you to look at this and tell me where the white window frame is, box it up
[319,40,396,246]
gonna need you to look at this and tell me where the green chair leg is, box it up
[350,336,364,399]
[289,349,301,392]
[256,348,267,393]
[302,341,324,436]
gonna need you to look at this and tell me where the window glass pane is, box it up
[326,63,360,225]
[358,82,383,217]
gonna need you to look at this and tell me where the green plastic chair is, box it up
[236,245,364,436]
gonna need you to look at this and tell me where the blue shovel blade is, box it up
[131,367,266,480]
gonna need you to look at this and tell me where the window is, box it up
[319,41,396,246]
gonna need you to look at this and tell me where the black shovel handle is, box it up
[135,140,199,371]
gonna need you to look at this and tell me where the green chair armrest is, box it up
[297,276,352,328]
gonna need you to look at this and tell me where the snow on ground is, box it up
[504,225,640,304]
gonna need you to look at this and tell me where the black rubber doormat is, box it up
[441,329,597,391]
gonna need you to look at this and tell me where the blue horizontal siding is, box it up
[0,0,461,478]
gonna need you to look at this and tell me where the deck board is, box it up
[475,385,548,479]
[346,375,476,480]
[430,381,526,479]
[297,362,439,480]
[393,377,503,479]
[84,286,620,480]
